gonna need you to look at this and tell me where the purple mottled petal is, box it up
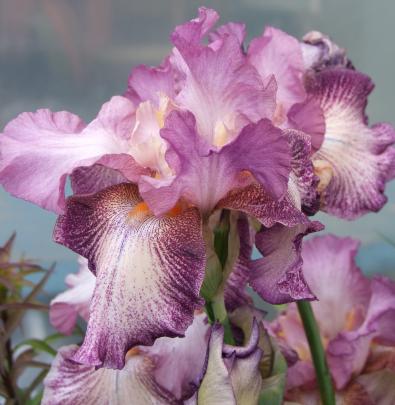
[49,257,95,335]
[302,31,352,71]
[219,183,308,228]
[327,277,395,389]
[140,111,291,215]
[70,164,128,195]
[171,12,275,146]
[248,26,306,123]
[308,68,395,219]
[302,235,370,339]
[287,98,325,152]
[285,129,318,213]
[251,221,323,304]
[42,345,178,405]
[54,183,205,369]
[0,96,145,213]
[224,214,255,311]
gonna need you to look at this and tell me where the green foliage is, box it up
[0,233,58,404]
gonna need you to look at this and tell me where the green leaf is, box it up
[14,339,56,357]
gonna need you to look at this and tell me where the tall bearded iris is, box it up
[0,6,394,385]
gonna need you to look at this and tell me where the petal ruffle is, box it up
[248,26,306,122]
[327,277,395,389]
[49,257,95,335]
[42,345,178,405]
[308,68,395,219]
[250,221,323,304]
[0,96,145,213]
[140,111,291,215]
[301,235,370,339]
[171,10,275,146]
[54,183,206,369]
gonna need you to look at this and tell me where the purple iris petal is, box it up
[54,183,206,369]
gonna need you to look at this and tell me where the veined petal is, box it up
[172,11,275,146]
[250,221,323,304]
[208,22,246,46]
[54,183,206,369]
[42,345,178,405]
[308,68,395,219]
[49,257,95,335]
[301,235,370,340]
[140,111,291,215]
[248,26,306,123]
[0,96,145,213]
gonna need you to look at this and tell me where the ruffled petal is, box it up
[219,183,308,228]
[49,257,95,335]
[248,26,306,122]
[308,68,395,219]
[208,22,246,46]
[54,183,206,369]
[140,111,291,215]
[0,96,145,213]
[250,221,323,304]
[301,235,370,339]
[42,345,178,405]
[171,11,275,146]
[327,277,395,389]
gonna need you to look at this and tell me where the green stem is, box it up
[297,301,335,405]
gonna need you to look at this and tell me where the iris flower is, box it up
[269,235,395,404]
[0,7,393,373]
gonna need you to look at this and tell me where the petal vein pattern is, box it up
[54,183,206,369]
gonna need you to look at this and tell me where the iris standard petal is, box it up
[248,26,306,123]
[308,68,395,219]
[54,182,206,369]
[140,111,291,215]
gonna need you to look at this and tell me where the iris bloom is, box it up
[0,7,394,372]
[45,270,270,405]
[269,235,395,404]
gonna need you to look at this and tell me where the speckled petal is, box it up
[308,68,395,219]
[0,96,145,213]
[54,183,206,369]
[42,345,178,405]
[49,257,95,335]
[140,111,291,215]
[251,221,323,304]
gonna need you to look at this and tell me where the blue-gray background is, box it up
[1,0,394,296]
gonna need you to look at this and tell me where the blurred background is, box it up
[0,0,395,303]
